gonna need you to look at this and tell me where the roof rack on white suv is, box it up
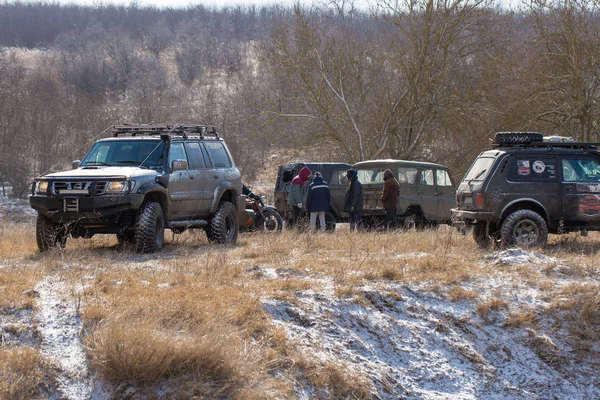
[111,124,220,139]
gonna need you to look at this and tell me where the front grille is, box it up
[52,180,109,196]
[53,181,93,196]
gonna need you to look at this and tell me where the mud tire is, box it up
[207,201,238,244]
[134,202,165,253]
[501,209,548,248]
[36,215,67,251]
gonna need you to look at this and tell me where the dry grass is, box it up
[505,309,539,328]
[0,267,39,309]
[2,222,600,396]
[547,282,600,341]
[0,224,38,259]
[476,298,509,320]
[0,346,55,400]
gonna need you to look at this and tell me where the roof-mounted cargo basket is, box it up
[111,124,220,140]
[491,131,600,150]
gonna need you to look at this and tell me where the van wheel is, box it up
[207,201,238,244]
[134,202,165,253]
[501,210,548,248]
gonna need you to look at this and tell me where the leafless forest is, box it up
[2,0,600,196]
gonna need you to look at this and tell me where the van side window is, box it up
[204,142,232,168]
[398,167,418,184]
[169,142,188,169]
[419,168,435,186]
[184,142,207,169]
[436,169,453,187]
[333,169,349,186]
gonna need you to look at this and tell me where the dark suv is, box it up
[30,124,245,252]
[452,132,600,247]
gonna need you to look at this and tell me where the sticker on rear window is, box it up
[533,160,546,174]
[518,160,530,176]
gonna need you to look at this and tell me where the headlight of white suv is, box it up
[105,180,129,193]
[35,181,49,194]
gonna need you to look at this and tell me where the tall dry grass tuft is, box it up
[0,347,55,400]
[294,358,373,399]
[476,298,509,321]
[547,283,600,341]
[0,267,39,309]
[0,223,38,258]
[87,322,240,387]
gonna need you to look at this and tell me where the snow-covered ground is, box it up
[261,249,600,399]
[1,195,599,399]
[0,195,37,223]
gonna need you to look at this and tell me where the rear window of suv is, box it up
[509,156,557,181]
[463,157,494,182]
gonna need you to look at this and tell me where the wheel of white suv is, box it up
[501,209,548,248]
[134,202,165,253]
[206,201,238,244]
[36,215,68,251]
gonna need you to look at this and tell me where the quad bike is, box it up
[240,196,283,232]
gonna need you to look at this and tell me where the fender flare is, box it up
[500,198,549,222]
[210,181,239,214]
[137,182,169,213]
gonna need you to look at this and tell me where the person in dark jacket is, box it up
[243,183,260,200]
[287,166,312,228]
[380,169,400,230]
[306,171,331,232]
[344,169,363,231]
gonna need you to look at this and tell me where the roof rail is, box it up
[111,124,220,139]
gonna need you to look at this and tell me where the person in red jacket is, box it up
[287,166,312,228]
[381,168,400,230]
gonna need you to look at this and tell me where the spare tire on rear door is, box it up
[494,132,544,145]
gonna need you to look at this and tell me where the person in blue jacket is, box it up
[306,171,331,232]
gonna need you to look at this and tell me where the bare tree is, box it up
[260,0,494,162]
[527,0,600,141]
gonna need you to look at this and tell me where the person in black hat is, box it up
[344,169,363,231]
[306,171,330,232]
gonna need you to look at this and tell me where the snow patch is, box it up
[36,275,110,400]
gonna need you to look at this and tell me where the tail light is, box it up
[475,193,485,209]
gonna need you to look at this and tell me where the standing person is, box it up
[344,169,363,231]
[287,166,312,228]
[380,168,400,230]
[306,172,331,232]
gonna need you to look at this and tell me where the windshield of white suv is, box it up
[81,140,165,169]
[463,157,495,182]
